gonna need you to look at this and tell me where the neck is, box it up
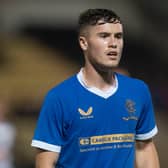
[82,65,116,91]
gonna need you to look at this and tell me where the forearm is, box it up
[135,139,160,168]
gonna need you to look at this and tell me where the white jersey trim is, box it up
[135,126,158,140]
[31,140,61,153]
[77,68,118,99]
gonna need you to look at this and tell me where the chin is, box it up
[107,63,119,68]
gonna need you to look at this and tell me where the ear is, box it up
[79,36,88,51]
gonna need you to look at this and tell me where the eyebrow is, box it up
[97,32,123,35]
[98,32,111,34]
[115,32,123,35]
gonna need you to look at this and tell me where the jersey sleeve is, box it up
[31,91,64,153]
[135,83,158,140]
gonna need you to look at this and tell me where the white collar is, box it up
[76,69,118,99]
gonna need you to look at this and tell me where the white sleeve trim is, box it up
[31,140,61,153]
[135,125,158,140]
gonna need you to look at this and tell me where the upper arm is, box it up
[31,93,64,153]
[35,149,59,168]
[31,92,64,167]
[136,138,153,150]
[136,83,158,140]
[135,139,160,168]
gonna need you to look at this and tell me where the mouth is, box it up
[106,51,118,58]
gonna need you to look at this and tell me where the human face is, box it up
[79,21,123,71]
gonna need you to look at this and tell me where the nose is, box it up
[108,36,117,48]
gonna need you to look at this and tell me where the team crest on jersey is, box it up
[78,107,94,119]
[122,99,138,121]
[125,99,136,113]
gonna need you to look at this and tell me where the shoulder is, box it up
[44,75,77,100]
[116,73,147,86]
[116,73,150,93]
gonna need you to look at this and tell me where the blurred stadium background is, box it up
[0,1,168,167]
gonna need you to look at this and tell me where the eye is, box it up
[99,33,110,38]
[115,33,123,39]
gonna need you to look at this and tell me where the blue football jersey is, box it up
[31,70,158,168]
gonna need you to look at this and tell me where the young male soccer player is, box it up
[31,8,160,168]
